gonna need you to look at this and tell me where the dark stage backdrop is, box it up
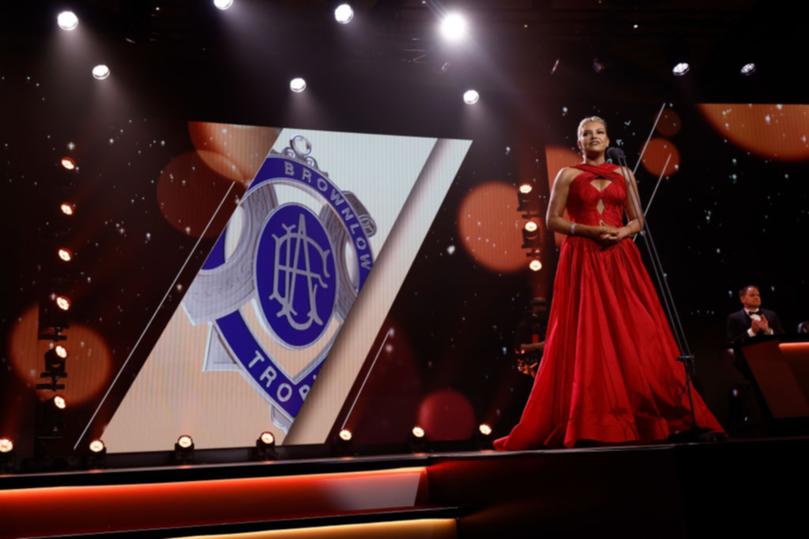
[2,55,808,457]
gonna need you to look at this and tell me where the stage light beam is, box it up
[289,77,307,93]
[92,64,110,80]
[463,89,479,105]
[213,0,234,10]
[334,4,354,24]
[57,11,79,31]
[440,12,468,43]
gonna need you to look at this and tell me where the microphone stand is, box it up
[607,144,719,443]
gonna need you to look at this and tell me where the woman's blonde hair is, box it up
[577,116,607,138]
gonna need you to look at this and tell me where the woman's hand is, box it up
[595,222,626,246]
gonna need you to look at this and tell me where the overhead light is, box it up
[92,64,110,80]
[57,248,73,262]
[529,259,543,272]
[60,202,76,216]
[479,423,492,436]
[289,77,307,93]
[519,183,533,194]
[524,221,538,233]
[334,3,354,24]
[440,12,468,43]
[54,345,68,359]
[338,429,352,442]
[740,63,756,76]
[411,426,425,439]
[463,89,479,105]
[672,62,690,77]
[57,11,79,31]
[213,0,234,10]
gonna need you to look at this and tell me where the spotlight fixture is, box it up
[258,431,275,447]
[60,156,76,170]
[522,220,540,248]
[55,295,71,311]
[213,0,234,10]
[174,434,195,460]
[57,248,73,262]
[334,3,354,24]
[478,423,492,436]
[440,12,468,43]
[529,259,543,272]
[411,426,425,439]
[289,77,307,93]
[38,345,67,391]
[0,437,13,454]
[89,439,106,454]
[57,11,79,31]
[176,434,194,449]
[740,63,756,76]
[463,89,479,105]
[60,202,76,216]
[517,185,539,216]
[672,62,690,77]
[92,64,110,80]
[338,429,352,442]
[53,395,67,410]
[255,431,276,458]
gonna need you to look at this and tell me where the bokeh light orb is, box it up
[458,182,530,273]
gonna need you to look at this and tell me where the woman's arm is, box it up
[615,166,644,239]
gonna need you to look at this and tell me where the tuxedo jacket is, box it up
[726,308,784,343]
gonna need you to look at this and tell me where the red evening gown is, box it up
[495,162,724,449]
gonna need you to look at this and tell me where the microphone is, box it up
[606,147,626,161]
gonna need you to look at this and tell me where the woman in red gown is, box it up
[495,116,724,449]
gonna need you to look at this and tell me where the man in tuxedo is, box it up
[726,285,784,343]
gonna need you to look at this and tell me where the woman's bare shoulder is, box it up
[554,166,579,186]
